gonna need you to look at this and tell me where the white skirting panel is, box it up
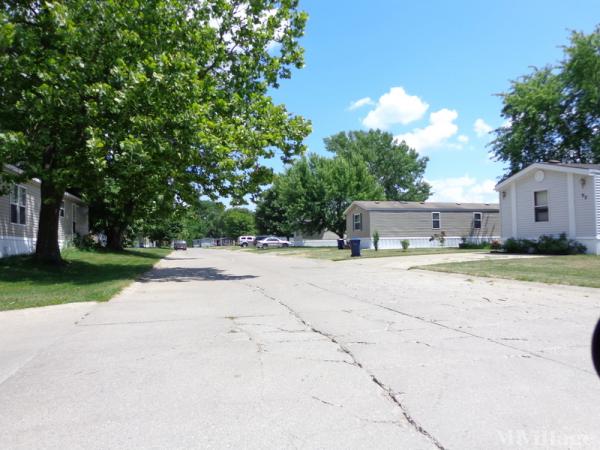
[293,239,339,247]
[0,236,69,258]
[575,237,600,255]
[0,236,36,258]
[352,236,500,250]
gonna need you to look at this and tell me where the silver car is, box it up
[256,236,292,248]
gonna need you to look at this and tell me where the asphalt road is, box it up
[1,248,600,449]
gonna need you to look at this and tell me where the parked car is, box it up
[256,236,292,248]
[173,240,187,250]
[253,235,267,246]
[238,235,255,247]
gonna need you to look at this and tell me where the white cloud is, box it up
[428,176,498,203]
[474,118,493,138]
[348,97,374,111]
[362,87,429,129]
[394,108,458,152]
[457,134,469,144]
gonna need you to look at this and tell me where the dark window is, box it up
[10,185,26,225]
[432,212,440,229]
[353,213,362,231]
[473,212,482,229]
[534,191,549,222]
[60,201,65,218]
[72,204,77,234]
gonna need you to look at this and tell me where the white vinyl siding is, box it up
[345,206,370,238]
[573,174,596,237]
[1,180,40,239]
[595,175,600,237]
[499,188,513,238]
[514,170,570,238]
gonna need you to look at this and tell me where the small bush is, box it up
[429,231,446,247]
[401,239,410,251]
[490,240,502,251]
[503,233,586,255]
[372,230,380,251]
[73,233,100,251]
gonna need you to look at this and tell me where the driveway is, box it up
[1,248,599,449]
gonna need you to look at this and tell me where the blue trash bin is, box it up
[350,239,361,257]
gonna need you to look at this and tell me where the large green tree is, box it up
[219,207,256,238]
[0,0,310,262]
[280,154,384,238]
[254,176,295,238]
[492,27,600,175]
[324,130,431,201]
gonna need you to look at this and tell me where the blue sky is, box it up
[268,0,599,203]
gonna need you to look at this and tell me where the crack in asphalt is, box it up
[304,281,594,375]
[249,284,446,450]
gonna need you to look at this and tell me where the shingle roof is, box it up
[350,201,499,212]
[539,162,600,170]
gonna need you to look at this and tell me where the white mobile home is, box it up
[1,166,89,258]
[495,162,600,254]
[345,201,500,249]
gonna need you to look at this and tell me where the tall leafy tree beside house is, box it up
[0,0,310,262]
[491,26,600,175]
[324,130,431,201]
[280,154,385,238]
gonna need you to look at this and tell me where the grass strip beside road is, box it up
[414,255,600,289]
[220,246,487,261]
[0,248,170,311]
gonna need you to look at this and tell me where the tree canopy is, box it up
[491,27,600,175]
[219,207,256,238]
[279,154,385,238]
[254,176,295,238]
[324,130,431,201]
[0,0,310,262]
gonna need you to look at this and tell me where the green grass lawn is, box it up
[415,255,600,288]
[222,245,487,261]
[0,248,170,311]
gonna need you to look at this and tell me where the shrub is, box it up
[73,233,100,251]
[503,233,586,255]
[490,240,502,250]
[429,231,446,247]
[401,239,410,251]
[503,238,536,254]
[372,230,380,251]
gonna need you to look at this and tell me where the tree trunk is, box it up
[106,225,125,251]
[35,181,64,265]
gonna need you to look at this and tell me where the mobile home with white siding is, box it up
[345,201,500,249]
[1,165,89,258]
[495,162,600,255]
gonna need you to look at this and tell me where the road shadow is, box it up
[140,267,258,283]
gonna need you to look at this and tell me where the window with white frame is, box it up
[473,212,482,229]
[432,212,440,229]
[353,213,362,231]
[534,191,549,222]
[10,185,27,225]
